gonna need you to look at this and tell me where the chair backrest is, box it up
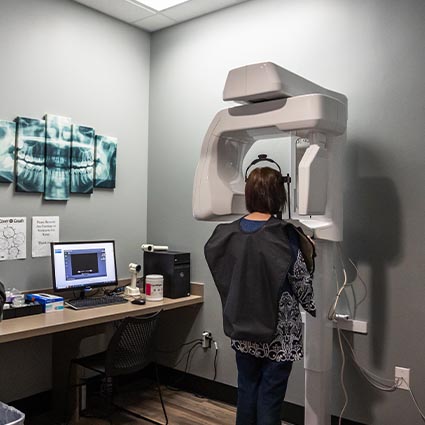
[105,310,161,377]
[0,281,5,318]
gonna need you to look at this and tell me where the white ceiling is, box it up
[73,0,251,32]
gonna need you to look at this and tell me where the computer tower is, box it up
[143,251,190,299]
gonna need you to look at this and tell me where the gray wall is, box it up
[0,0,424,421]
[0,0,150,401]
[148,0,425,424]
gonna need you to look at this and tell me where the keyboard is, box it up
[66,295,128,310]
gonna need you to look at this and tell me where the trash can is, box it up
[0,401,25,425]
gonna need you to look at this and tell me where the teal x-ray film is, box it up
[15,117,46,192]
[94,135,117,189]
[71,125,95,194]
[0,120,16,183]
[44,115,72,201]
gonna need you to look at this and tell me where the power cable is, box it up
[166,341,202,391]
[329,245,369,321]
[328,266,348,320]
[401,378,425,423]
[340,330,425,422]
[184,342,202,375]
[341,332,398,391]
[171,341,202,369]
[156,338,202,353]
[330,245,424,423]
[337,327,348,425]
[213,340,219,381]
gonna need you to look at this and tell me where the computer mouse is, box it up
[131,298,146,305]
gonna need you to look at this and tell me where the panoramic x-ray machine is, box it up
[193,62,347,425]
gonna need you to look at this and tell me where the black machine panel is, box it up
[143,251,190,299]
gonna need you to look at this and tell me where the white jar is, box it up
[145,274,164,301]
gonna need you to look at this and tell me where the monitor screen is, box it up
[51,240,118,292]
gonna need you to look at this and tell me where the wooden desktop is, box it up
[0,283,204,343]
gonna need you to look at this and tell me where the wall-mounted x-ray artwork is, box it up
[71,125,95,194]
[15,117,46,193]
[0,113,118,200]
[0,120,16,183]
[45,115,72,201]
[95,135,117,189]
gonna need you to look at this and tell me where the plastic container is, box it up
[145,274,164,301]
[0,401,25,425]
[11,294,24,307]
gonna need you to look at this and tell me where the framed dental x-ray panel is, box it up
[94,135,117,189]
[71,124,95,194]
[15,117,46,193]
[0,120,16,183]
[44,114,72,201]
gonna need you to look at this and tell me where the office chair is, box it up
[72,310,168,425]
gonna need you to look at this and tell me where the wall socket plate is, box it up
[395,366,410,390]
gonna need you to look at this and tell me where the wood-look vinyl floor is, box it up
[96,386,289,425]
[110,387,236,425]
[28,386,290,425]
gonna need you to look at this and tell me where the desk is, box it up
[0,283,204,421]
[0,283,204,343]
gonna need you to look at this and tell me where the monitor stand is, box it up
[74,287,94,301]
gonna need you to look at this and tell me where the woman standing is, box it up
[205,166,316,425]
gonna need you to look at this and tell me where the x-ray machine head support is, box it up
[192,62,347,241]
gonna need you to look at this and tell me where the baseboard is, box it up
[9,390,51,418]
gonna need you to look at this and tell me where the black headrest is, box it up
[245,154,283,182]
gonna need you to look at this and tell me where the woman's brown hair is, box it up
[245,167,287,214]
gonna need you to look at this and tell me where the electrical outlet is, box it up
[395,366,410,390]
[202,331,212,349]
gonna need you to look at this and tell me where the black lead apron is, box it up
[204,217,293,343]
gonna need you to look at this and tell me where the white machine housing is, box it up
[192,62,347,241]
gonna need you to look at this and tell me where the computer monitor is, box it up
[51,240,118,293]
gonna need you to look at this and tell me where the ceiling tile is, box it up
[133,13,177,31]
[74,0,155,23]
[73,0,251,32]
[162,0,248,22]
[135,0,191,11]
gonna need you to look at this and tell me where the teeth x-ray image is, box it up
[71,124,95,194]
[0,120,16,183]
[44,114,72,201]
[94,135,117,189]
[15,117,46,192]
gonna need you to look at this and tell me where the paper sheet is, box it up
[32,216,60,258]
[0,217,26,261]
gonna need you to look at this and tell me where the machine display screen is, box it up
[51,241,117,291]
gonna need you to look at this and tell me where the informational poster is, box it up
[32,216,60,258]
[0,217,26,261]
